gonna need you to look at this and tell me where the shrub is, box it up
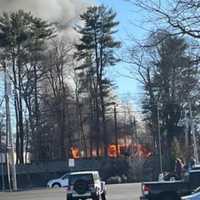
[106,176,122,184]
[121,174,128,183]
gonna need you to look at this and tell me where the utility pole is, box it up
[130,116,135,157]
[133,117,139,158]
[113,102,119,157]
[157,103,163,174]
[134,117,138,144]
[3,61,17,191]
[0,153,5,191]
[0,99,5,191]
[189,102,199,164]
[185,110,189,162]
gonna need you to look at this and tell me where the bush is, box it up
[100,159,130,180]
[127,158,145,182]
[121,174,128,183]
[106,176,122,184]
[100,158,146,183]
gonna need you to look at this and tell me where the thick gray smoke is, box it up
[0,0,94,38]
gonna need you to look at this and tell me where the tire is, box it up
[74,179,89,194]
[52,183,61,188]
[92,195,100,200]
[101,192,106,200]
[67,194,73,200]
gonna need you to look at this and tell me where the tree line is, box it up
[0,6,139,164]
[1,1,198,169]
[127,0,200,170]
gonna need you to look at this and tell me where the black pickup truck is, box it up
[140,166,200,200]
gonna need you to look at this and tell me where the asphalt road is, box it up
[0,183,141,200]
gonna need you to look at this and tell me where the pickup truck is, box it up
[140,166,200,200]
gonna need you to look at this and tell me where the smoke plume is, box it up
[0,0,93,38]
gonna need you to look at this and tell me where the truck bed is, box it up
[141,168,200,200]
[142,180,190,199]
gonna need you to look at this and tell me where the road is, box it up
[0,183,141,200]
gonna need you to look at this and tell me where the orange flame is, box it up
[70,143,152,159]
[108,143,152,158]
[70,146,80,159]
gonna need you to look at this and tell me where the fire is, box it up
[108,144,121,157]
[134,144,152,158]
[108,143,152,158]
[70,143,152,159]
[70,146,80,159]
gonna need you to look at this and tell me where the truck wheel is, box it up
[67,194,73,200]
[92,195,100,200]
[101,192,106,200]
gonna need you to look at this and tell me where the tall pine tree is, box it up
[140,31,198,170]
[74,5,121,157]
[0,10,54,163]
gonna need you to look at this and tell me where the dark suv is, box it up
[67,171,106,200]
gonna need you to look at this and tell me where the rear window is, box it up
[69,174,94,185]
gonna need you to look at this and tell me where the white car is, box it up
[47,173,69,188]
[182,187,200,200]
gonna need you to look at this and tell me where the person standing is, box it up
[175,158,184,180]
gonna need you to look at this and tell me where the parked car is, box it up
[47,173,69,188]
[182,187,200,200]
[67,171,106,200]
[140,165,200,200]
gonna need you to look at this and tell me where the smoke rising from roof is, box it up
[0,0,93,37]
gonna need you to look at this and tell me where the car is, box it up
[182,187,200,200]
[47,173,69,188]
[67,171,106,200]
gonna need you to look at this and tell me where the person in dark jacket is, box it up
[175,158,184,180]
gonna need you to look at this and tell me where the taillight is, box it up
[143,184,150,195]
[64,186,71,192]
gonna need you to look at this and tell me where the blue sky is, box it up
[96,0,149,105]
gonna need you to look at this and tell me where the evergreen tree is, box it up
[74,5,121,157]
[0,10,54,163]
[140,31,198,170]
